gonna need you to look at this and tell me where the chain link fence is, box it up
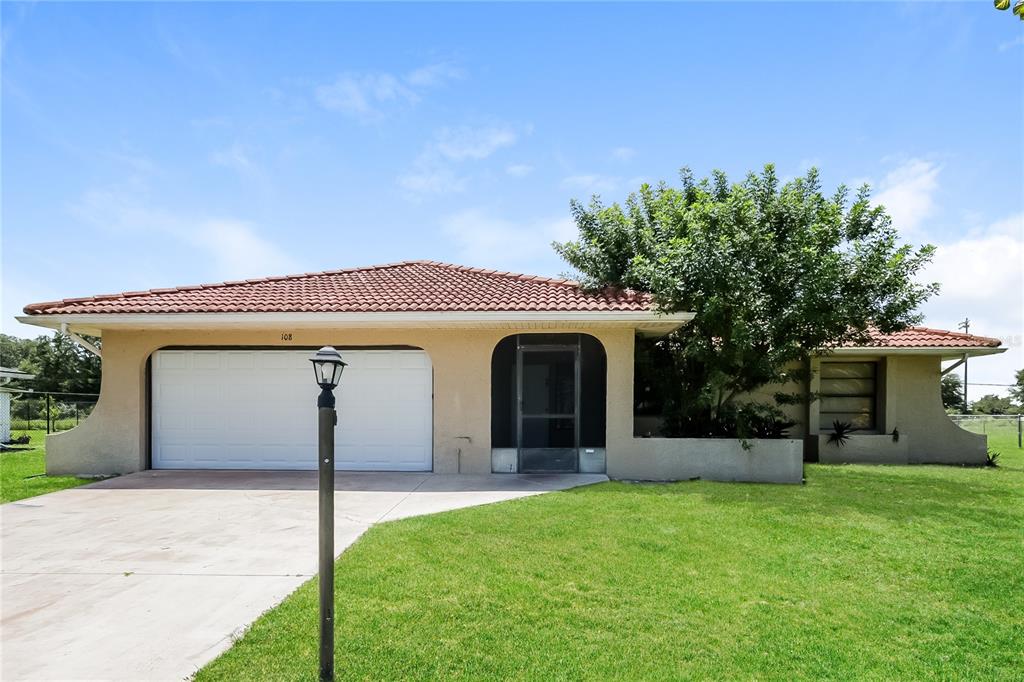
[6,391,99,435]
[949,414,1023,449]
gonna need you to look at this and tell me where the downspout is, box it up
[60,323,101,358]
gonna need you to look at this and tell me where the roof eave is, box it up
[828,346,1006,360]
[16,310,693,337]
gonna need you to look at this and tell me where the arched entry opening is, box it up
[490,333,607,473]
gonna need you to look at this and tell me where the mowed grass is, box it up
[198,442,1023,681]
[1,429,92,503]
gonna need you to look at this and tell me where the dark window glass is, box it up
[490,336,517,448]
[820,362,876,430]
[490,334,607,450]
[521,417,575,448]
[579,335,607,447]
[521,350,575,415]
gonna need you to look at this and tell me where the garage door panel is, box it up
[156,351,188,370]
[336,446,430,470]
[187,352,219,370]
[153,349,432,471]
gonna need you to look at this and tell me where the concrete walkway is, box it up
[1,470,606,681]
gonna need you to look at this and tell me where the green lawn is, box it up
[198,440,1023,681]
[1,429,93,503]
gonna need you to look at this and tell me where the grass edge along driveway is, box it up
[197,439,1023,681]
[1,430,93,503]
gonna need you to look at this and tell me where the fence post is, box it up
[46,394,51,434]
[76,403,80,425]
[1018,414,1022,449]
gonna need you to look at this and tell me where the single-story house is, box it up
[0,366,35,443]
[18,260,1005,482]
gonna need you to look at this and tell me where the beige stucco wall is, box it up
[45,326,638,477]
[807,354,987,465]
[611,438,804,483]
[46,324,983,478]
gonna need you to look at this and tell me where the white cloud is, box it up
[921,212,1023,400]
[440,209,578,275]
[397,157,467,197]
[561,174,621,195]
[873,158,941,233]
[71,184,298,280]
[611,146,636,161]
[506,163,534,177]
[107,151,158,174]
[210,143,257,176]
[314,72,416,119]
[998,35,1024,52]
[313,62,463,120]
[404,62,464,87]
[398,123,526,198]
[434,125,518,161]
[190,219,299,280]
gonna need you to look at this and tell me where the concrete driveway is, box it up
[1,470,605,681]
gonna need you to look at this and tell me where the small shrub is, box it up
[985,450,1000,468]
[662,401,795,439]
[5,433,31,445]
[827,420,855,447]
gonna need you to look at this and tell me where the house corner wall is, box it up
[885,355,987,464]
[808,353,987,466]
[46,330,147,476]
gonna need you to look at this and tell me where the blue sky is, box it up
[2,2,1022,396]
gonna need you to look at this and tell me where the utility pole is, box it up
[958,317,970,412]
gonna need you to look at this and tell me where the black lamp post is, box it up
[310,346,346,682]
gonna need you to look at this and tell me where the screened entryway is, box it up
[490,334,607,473]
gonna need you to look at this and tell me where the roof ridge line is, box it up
[907,325,1002,344]
[22,261,433,312]
[21,260,658,315]
[412,259,586,289]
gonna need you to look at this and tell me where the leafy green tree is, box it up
[0,333,101,395]
[1009,369,1024,406]
[0,334,37,371]
[555,165,938,436]
[941,373,966,412]
[971,394,1018,415]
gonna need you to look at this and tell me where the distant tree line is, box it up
[942,370,1024,415]
[0,333,101,395]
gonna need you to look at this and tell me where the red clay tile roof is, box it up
[846,326,1002,349]
[22,260,654,315]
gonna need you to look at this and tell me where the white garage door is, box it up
[152,349,432,471]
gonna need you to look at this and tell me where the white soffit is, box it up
[16,311,693,337]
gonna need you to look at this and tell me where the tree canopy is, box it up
[555,165,938,436]
[0,333,101,395]
[971,394,1019,415]
[1009,369,1024,406]
[941,373,966,413]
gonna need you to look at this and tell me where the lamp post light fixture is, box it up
[310,346,346,682]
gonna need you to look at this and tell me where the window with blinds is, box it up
[820,362,877,430]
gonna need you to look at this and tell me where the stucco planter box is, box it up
[818,434,909,465]
[612,438,803,483]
